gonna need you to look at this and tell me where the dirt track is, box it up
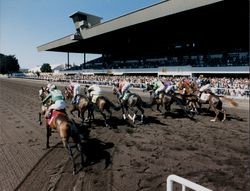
[0,78,249,191]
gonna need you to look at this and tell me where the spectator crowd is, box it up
[22,73,249,99]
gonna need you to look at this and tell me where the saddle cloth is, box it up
[200,92,210,102]
[46,110,66,126]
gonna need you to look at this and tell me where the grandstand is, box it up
[37,0,249,77]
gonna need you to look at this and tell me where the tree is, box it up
[0,53,20,74]
[40,63,52,72]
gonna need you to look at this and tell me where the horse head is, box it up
[39,86,49,101]
[64,87,73,100]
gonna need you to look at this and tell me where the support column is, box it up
[67,52,70,69]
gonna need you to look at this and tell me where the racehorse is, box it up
[38,103,85,174]
[64,87,93,123]
[145,84,197,118]
[112,87,149,124]
[90,95,121,127]
[176,79,198,95]
[177,82,239,121]
[145,84,173,114]
[205,92,238,122]
[39,86,49,101]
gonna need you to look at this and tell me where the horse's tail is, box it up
[219,96,238,107]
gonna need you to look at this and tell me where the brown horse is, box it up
[145,84,198,118]
[178,82,239,121]
[179,81,239,121]
[176,80,196,95]
[91,95,121,127]
[205,93,238,122]
[145,84,173,114]
[38,105,85,174]
[64,87,93,123]
[39,86,49,101]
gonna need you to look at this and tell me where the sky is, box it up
[0,0,161,69]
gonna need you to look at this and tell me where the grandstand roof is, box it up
[37,0,249,59]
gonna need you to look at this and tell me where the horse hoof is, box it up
[210,119,216,122]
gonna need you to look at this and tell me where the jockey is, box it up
[68,81,81,104]
[197,75,211,102]
[164,80,174,95]
[87,84,103,103]
[42,85,66,119]
[151,78,165,98]
[118,78,133,101]
[198,75,211,93]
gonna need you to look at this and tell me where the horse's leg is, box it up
[156,103,162,113]
[128,107,137,124]
[121,105,127,120]
[211,109,219,122]
[102,112,108,127]
[64,140,77,175]
[99,109,108,127]
[106,107,112,120]
[70,105,77,117]
[77,142,84,169]
[38,112,42,125]
[221,108,226,122]
[88,104,95,120]
[80,107,87,122]
[137,105,144,123]
[72,134,85,169]
[46,125,51,148]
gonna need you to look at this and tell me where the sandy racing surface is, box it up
[0,78,249,191]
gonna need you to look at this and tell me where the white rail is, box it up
[166,174,212,191]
